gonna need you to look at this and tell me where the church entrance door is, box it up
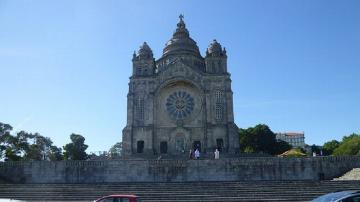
[216,138,224,152]
[175,133,185,153]
[175,138,185,153]
[160,141,168,154]
[193,141,201,152]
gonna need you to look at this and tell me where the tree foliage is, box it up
[109,142,122,157]
[1,122,100,162]
[1,131,30,161]
[239,124,292,155]
[48,146,63,161]
[311,144,322,155]
[274,140,293,155]
[23,133,52,161]
[0,122,63,161]
[322,140,340,155]
[0,122,13,135]
[333,133,360,156]
[63,134,88,160]
[0,123,13,160]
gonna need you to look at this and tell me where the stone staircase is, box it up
[0,180,360,201]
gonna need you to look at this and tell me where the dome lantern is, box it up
[162,15,201,58]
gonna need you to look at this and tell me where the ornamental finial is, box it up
[179,14,184,21]
[176,14,186,30]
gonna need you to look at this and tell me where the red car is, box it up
[94,194,141,202]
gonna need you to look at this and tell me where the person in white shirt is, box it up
[194,149,200,159]
[214,149,220,159]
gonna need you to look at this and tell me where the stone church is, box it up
[122,16,239,157]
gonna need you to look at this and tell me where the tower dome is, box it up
[206,39,226,57]
[207,40,222,54]
[162,15,201,58]
[138,42,153,59]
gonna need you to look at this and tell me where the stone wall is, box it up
[0,156,359,183]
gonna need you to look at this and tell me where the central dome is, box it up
[162,15,201,58]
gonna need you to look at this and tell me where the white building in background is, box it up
[276,132,305,148]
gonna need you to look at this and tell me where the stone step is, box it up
[1,183,357,189]
[1,181,359,201]
[0,196,319,201]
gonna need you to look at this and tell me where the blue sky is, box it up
[1,0,359,152]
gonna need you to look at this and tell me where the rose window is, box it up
[166,91,194,119]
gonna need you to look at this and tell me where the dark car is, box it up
[312,191,360,202]
[94,194,141,202]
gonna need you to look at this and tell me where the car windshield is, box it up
[312,191,355,202]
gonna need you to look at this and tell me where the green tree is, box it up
[0,122,13,160]
[322,140,340,156]
[63,134,88,160]
[48,146,63,161]
[23,133,53,161]
[333,133,360,156]
[16,131,33,153]
[311,144,322,155]
[239,124,292,155]
[4,147,22,161]
[1,131,31,161]
[243,146,255,153]
[342,133,359,142]
[0,122,13,136]
[274,140,293,155]
[1,122,63,161]
[109,142,122,157]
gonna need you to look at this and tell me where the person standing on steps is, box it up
[194,148,200,159]
[214,149,220,159]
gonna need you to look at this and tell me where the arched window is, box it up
[214,91,224,121]
[215,103,223,121]
[135,97,144,122]
[215,91,223,103]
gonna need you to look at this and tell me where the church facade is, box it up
[122,16,239,157]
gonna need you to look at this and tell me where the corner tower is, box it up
[122,15,239,158]
[132,42,156,77]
